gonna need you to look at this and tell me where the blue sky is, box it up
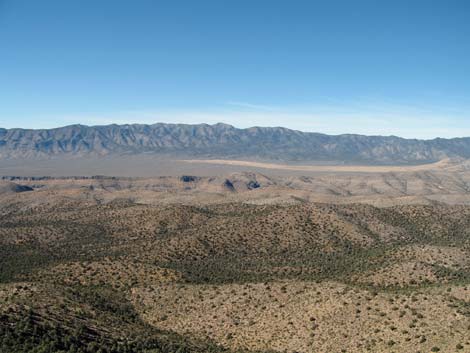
[0,0,469,138]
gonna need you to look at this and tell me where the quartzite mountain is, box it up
[2,123,470,164]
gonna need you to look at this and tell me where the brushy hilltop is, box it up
[2,191,470,352]
[2,123,470,164]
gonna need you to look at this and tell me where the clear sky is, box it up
[1,0,469,138]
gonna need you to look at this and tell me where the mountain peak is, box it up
[1,122,470,165]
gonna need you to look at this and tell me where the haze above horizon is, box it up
[1,0,469,139]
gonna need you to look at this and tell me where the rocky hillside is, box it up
[2,123,470,164]
[2,197,470,352]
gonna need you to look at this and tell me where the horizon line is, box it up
[1,121,469,141]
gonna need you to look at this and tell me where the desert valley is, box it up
[2,1,469,351]
[1,124,470,352]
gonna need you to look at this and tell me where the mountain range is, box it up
[2,123,470,164]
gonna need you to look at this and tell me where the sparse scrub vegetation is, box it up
[2,181,470,352]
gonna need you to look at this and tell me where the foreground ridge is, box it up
[1,189,470,352]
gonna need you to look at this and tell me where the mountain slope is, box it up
[2,123,470,164]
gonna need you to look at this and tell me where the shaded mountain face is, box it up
[1,123,470,164]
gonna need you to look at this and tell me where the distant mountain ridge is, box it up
[2,122,470,164]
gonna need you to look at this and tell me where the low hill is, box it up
[2,194,470,352]
[0,181,33,194]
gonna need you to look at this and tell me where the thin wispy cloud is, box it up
[18,99,468,140]
[225,101,279,111]
[4,95,468,139]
